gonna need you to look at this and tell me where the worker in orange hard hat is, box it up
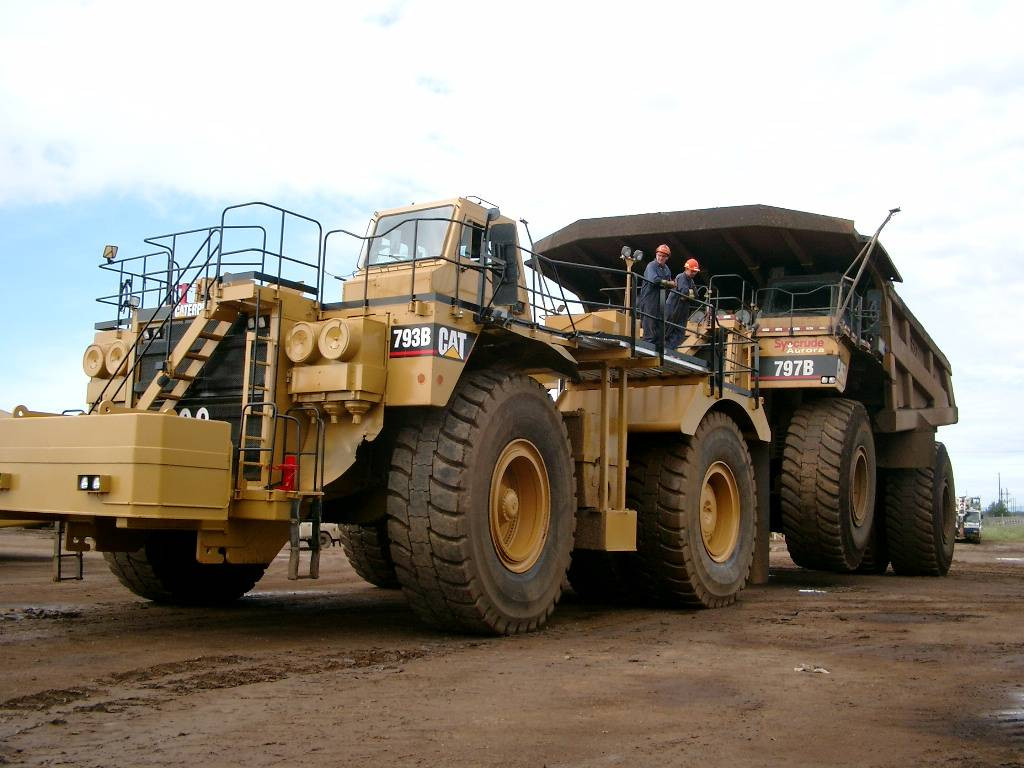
[665,256,702,348]
[639,244,675,344]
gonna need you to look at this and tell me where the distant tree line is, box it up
[985,501,1010,517]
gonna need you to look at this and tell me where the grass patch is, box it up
[978,523,1024,542]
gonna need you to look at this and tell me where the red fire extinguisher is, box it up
[275,454,297,491]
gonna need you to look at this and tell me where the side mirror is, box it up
[103,245,118,262]
[486,207,501,223]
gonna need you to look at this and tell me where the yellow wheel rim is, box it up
[851,446,869,527]
[489,439,550,573]
[700,461,740,563]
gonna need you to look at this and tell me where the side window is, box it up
[458,220,484,261]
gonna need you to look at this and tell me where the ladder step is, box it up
[183,352,211,361]
[160,393,183,401]
[197,331,225,341]
[252,359,272,367]
[168,372,196,381]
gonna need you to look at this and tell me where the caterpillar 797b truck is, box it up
[536,204,958,579]
[0,198,955,634]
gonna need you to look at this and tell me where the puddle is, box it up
[989,691,1024,744]
[798,589,828,595]
[995,557,1024,563]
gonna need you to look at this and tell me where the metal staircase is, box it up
[135,306,239,412]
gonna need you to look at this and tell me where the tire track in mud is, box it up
[0,645,451,723]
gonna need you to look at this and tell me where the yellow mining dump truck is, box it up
[0,199,772,633]
[536,204,958,578]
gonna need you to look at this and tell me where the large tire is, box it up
[886,442,956,576]
[387,370,576,635]
[780,398,876,572]
[627,412,756,608]
[338,520,400,589]
[102,531,267,605]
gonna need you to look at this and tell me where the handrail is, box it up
[89,230,224,412]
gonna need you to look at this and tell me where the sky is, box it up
[1,0,1022,507]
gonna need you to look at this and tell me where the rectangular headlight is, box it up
[76,475,110,493]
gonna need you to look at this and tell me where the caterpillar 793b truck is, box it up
[0,198,956,634]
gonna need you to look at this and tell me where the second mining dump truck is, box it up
[536,204,958,578]
[0,198,773,634]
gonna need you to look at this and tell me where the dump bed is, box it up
[535,204,956,432]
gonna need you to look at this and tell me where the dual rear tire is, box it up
[629,413,757,607]
[780,398,955,578]
[569,412,757,608]
[338,521,400,589]
[885,442,956,576]
[103,531,268,605]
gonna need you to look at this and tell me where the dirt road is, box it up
[1,528,1021,767]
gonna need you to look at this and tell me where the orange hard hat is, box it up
[655,244,672,257]
[684,257,700,272]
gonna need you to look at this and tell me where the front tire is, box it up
[387,370,576,634]
[103,531,267,605]
[628,412,756,608]
[781,398,876,572]
[885,442,956,576]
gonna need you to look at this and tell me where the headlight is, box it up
[285,322,320,364]
[83,344,110,378]
[104,340,129,377]
[318,318,358,361]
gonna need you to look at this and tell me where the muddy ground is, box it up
[1,528,1021,768]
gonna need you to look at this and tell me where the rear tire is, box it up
[781,398,876,572]
[387,370,575,634]
[102,531,267,605]
[628,412,756,608]
[338,520,400,589]
[885,442,956,576]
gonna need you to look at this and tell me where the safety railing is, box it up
[91,203,325,413]
[217,203,324,302]
[522,248,759,397]
[324,210,760,395]
[755,283,868,340]
[89,230,226,412]
[237,402,325,493]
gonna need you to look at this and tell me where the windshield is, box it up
[965,511,981,523]
[366,205,454,265]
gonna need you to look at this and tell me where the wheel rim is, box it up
[489,439,550,573]
[851,446,870,527]
[700,461,741,563]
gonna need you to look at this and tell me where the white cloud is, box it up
[1,0,1023,500]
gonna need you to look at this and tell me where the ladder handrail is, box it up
[89,231,224,413]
